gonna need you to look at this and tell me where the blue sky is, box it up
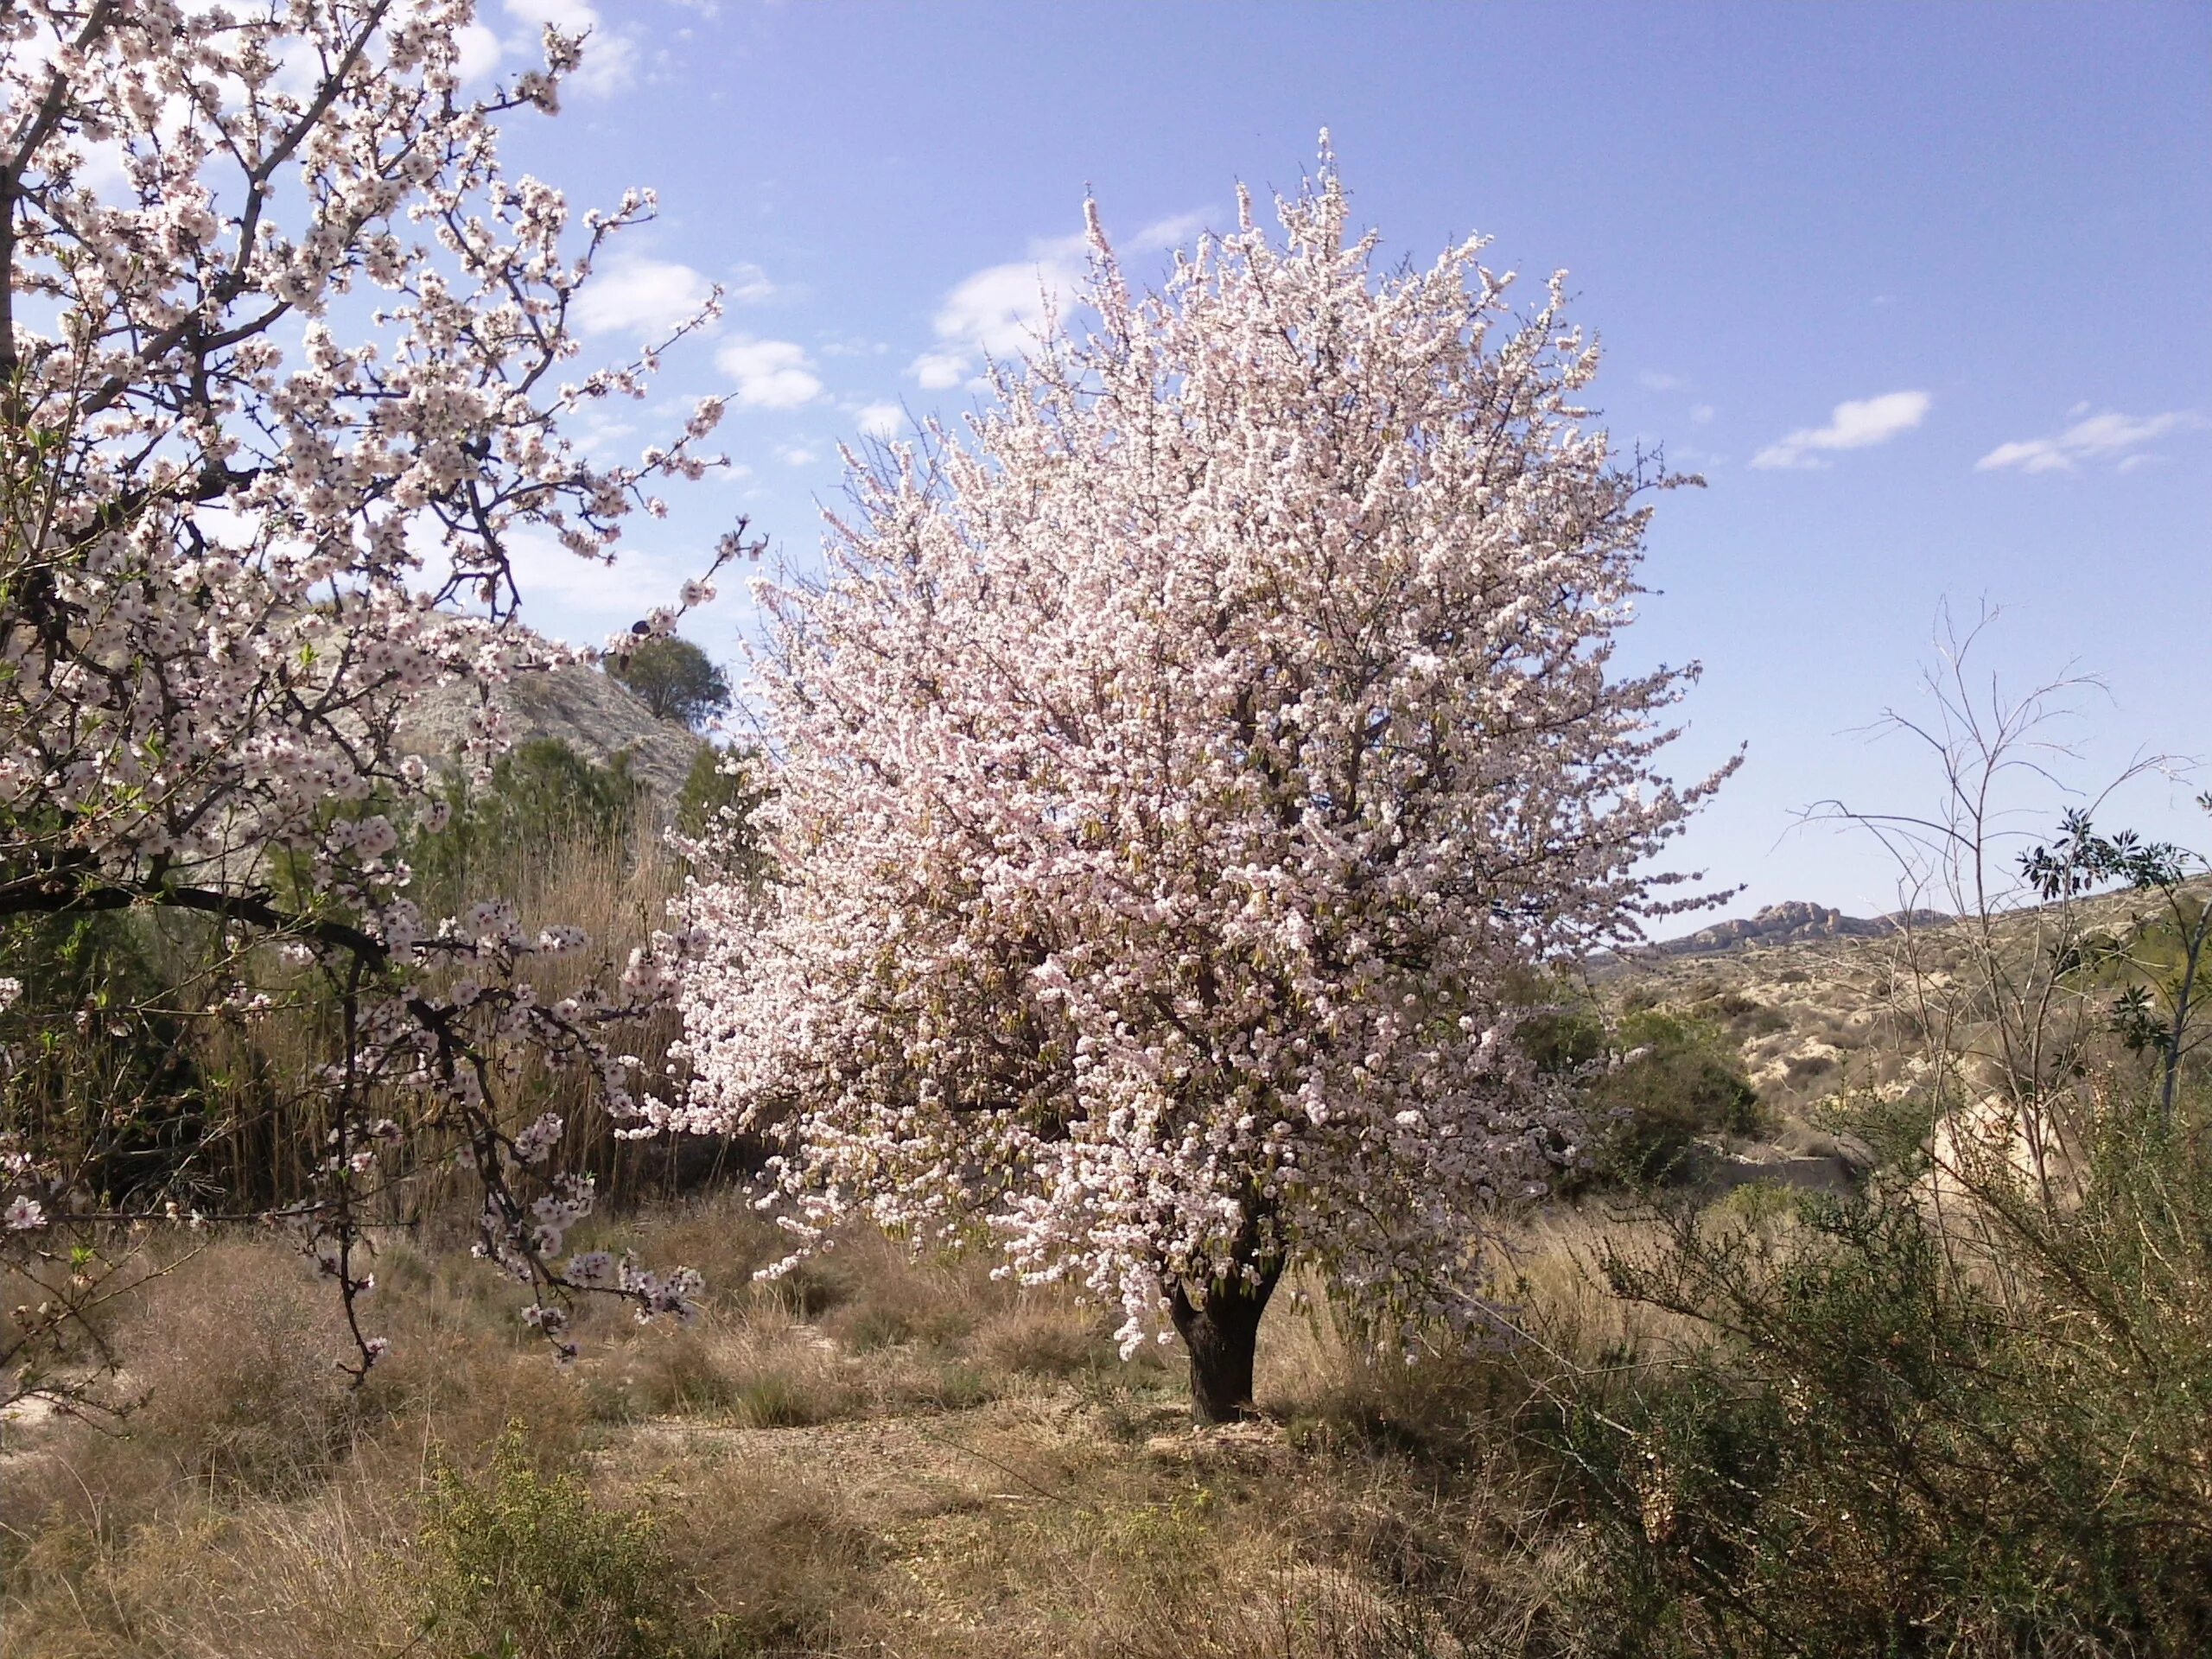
[483,0,2210,925]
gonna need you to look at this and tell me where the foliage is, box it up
[608,637,733,730]
[416,1423,677,1659]
[2024,801,2212,1124]
[1516,982,1764,1191]
[0,1,737,1413]
[0,907,207,1206]
[676,143,1732,1418]
[408,739,645,911]
[1563,1090,2212,1656]
[1565,684,2212,1654]
[1579,1009,1763,1189]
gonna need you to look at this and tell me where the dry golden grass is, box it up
[1,1202,1623,1659]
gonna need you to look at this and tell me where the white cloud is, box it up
[72,137,132,201]
[716,336,823,409]
[938,242,1084,357]
[1690,403,1716,426]
[502,531,731,646]
[454,22,502,81]
[726,262,776,305]
[908,235,1086,389]
[775,443,820,467]
[505,0,595,23]
[903,207,1209,391]
[504,0,636,97]
[1639,371,1689,392]
[1974,409,2204,474]
[409,521,687,645]
[565,403,637,463]
[1130,210,1211,251]
[572,254,714,340]
[909,349,970,391]
[1751,390,1931,470]
[854,402,904,440]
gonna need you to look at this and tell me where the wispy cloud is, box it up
[1751,391,1930,470]
[774,442,820,467]
[715,337,823,409]
[1975,408,2205,474]
[906,206,1212,391]
[725,262,776,305]
[854,402,905,440]
[909,349,973,391]
[1130,210,1211,251]
[454,22,502,81]
[572,253,715,340]
[909,234,1086,390]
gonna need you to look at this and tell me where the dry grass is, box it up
[1,1203,1623,1659]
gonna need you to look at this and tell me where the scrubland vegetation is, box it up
[9,1101,2211,1658]
[9,739,2210,1656]
[5,8,2210,1656]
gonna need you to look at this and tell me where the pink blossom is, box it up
[676,145,1733,1412]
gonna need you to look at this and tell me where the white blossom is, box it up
[675,146,1732,1404]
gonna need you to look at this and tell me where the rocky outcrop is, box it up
[398,664,705,799]
[1649,901,1951,958]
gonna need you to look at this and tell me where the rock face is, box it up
[399,664,705,799]
[1651,901,1951,958]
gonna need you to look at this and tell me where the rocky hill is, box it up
[398,664,707,799]
[1645,900,1952,958]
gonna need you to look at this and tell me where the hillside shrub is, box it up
[607,637,732,730]
[1559,1083,2212,1656]
[410,738,645,911]
[1579,1009,1763,1189]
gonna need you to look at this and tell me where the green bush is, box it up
[674,743,772,884]
[0,906,215,1208]
[1558,1089,2212,1656]
[409,738,644,907]
[607,636,730,730]
[415,1422,677,1659]
[1579,1009,1762,1189]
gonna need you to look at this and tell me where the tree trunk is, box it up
[1170,1264,1282,1424]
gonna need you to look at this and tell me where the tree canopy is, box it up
[611,636,733,729]
[0,0,736,1397]
[674,149,1732,1420]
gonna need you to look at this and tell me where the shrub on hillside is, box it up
[1559,1086,2212,1656]
[607,636,732,730]
[415,1423,677,1659]
[1530,1001,1762,1191]
[410,739,645,908]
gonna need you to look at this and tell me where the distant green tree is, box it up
[1588,1008,1764,1186]
[608,637,731,729]
[1510,976,1763,1191]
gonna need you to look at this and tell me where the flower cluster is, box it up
[676,145,1733,1374]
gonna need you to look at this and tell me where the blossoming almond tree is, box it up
[677,148,1734,1422]
[0,1,734,1411]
